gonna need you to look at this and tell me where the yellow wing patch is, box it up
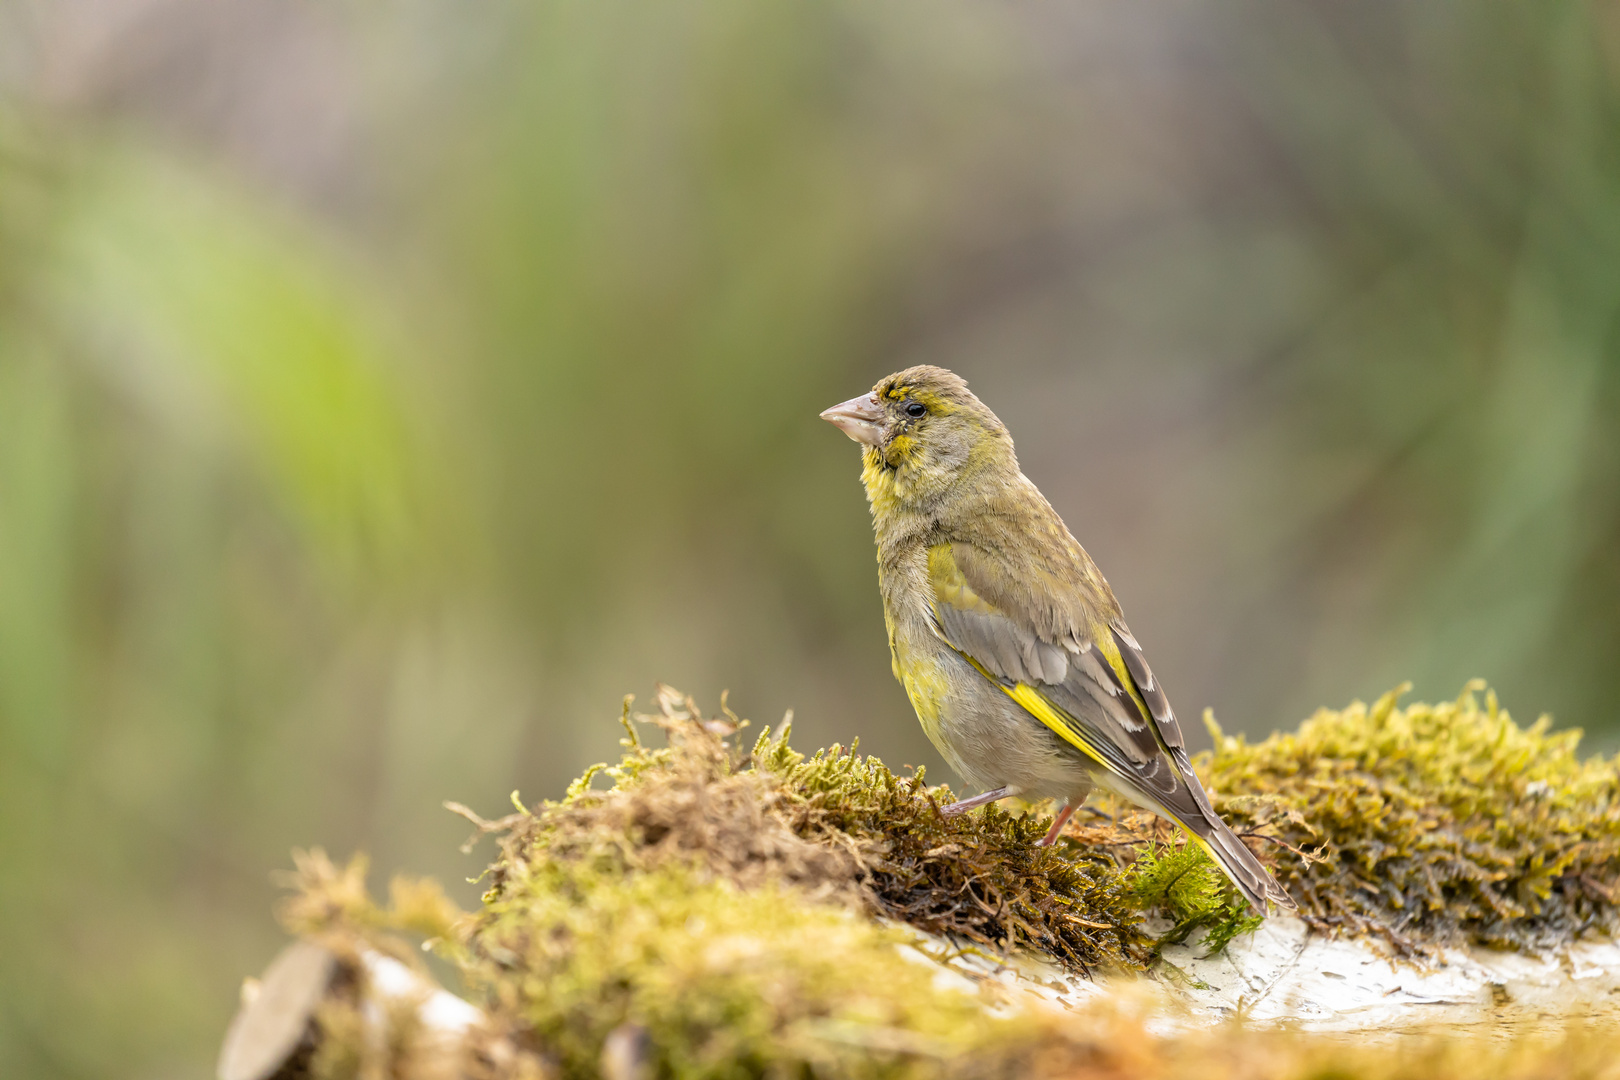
[932,541,1122,776]
[1010,678,1211,845]
[949,620,1224,852]
[945,643,1121,782]
[1005,682,1120,778]
[931,542,1154,747]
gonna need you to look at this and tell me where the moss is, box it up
[749,721,1156,973]
[472,687,1158,976]
[1124,843,1263,955]
[274,681,1620,1077]
[281,852,1096,1080]
[278,848,1620,1079]
[473,858,1039,1078]
[1201,681,1620,953]
[1099,1019,1620,1080]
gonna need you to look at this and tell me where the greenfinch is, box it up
[822,365,1294,914]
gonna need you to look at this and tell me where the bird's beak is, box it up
[820,393,886,446]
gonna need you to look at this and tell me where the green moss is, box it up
[1124,843,1263,955]
[474,858,1034,1079]
[276,681,1620,1077]
[750,724,1153,973]
[1201,681,1620,953]
[416,686,1159,1077]
[469,687,1155,977]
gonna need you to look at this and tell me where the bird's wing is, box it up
[923,540,1190,809]
[926,537,1296,913]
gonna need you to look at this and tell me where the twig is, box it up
[1236,830,1330,866]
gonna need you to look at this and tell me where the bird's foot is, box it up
[940,786,1013,816]
[1037,801,1078,846]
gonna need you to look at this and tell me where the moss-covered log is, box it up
[257,682,1620,1079]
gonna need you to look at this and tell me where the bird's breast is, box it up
[878,562,948,747]
[891,629,951,742]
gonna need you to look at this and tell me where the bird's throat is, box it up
[860,445,915,530]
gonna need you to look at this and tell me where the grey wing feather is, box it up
[930,601,1173,789]
[1107,622,1297,913]
[1110,619,1185,750]
[934,603,1069,686]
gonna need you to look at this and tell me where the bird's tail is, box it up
[1188,812,1296,915]
[1143,746,1297,915]
[1102,749,1297,915]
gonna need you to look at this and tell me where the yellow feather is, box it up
[1004,682,1120,778]
[893,646,950,747]
[1009,680,1211,848]
[926,544,995,614]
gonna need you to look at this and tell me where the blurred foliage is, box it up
[1,2,1620,1077]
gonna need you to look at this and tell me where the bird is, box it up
[821,365,1295,914]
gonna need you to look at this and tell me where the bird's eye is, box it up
[905,401,926,418]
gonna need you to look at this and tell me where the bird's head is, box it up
[821,365,1014,516]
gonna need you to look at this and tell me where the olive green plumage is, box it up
[821,365,1295,914]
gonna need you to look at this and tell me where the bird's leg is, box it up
[940,786,1014,816]
[1083,805,1117,826]
[1038,801,1078,846]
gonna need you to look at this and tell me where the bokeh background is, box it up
[3,2,1619,1076]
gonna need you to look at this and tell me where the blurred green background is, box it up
[2,2,1619,1075]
